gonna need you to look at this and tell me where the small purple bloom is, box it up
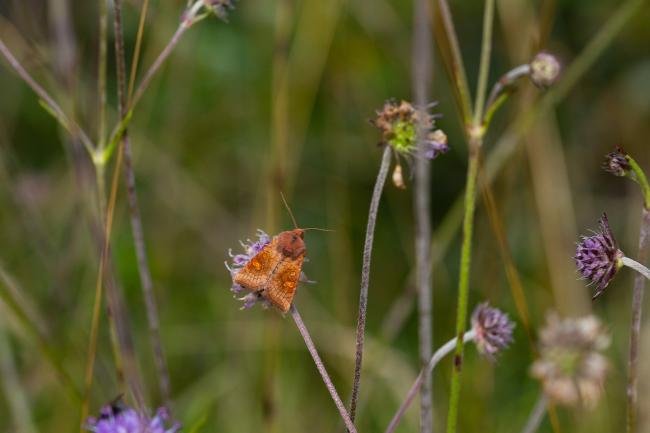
[423,129,449,160]
[225,230,272,309]
[471,302,515,360]
[602,147,631,177]
[575,213,624,299]
[86,403,180,433]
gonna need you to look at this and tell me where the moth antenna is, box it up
[302,227,334,233]
[280,191,299,229]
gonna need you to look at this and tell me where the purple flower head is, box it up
[86,402,180,433]
[602,147,631,177]
[225,229,272,309]
[575,213,624,299]
[471,302,515,360]
[529,52,561,89]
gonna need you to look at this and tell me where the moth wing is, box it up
[265,255,304,313]
[233,240,282,292]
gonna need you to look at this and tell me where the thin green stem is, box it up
[473,0,495,125]
[128,0,151,101]
[626,155,650,209]
[97,0,108,149]
[445,144,480,433]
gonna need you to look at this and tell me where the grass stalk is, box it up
[349,145,392,424]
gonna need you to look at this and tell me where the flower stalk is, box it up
[290,305,358,433]
[349,145,392,424]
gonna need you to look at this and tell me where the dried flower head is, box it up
[603,147,631,177]
[471,302,515,360]
[529,52,560,88]
[225,229,273,309]
[531,313,610,408]
[575,213,624,299]
[86,402,180,433]
[372,100,448,160]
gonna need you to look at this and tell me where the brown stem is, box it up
[113,0,172,408]
[627,207,650,433]
[290,305,358,433]
[412,0,433,430]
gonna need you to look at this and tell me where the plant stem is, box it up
[445,146,480,433]
[290,305,358,433]
[626,156,650,209]
[626,208,650,433]
[113,0,172,408]
[521,394,548,433]
[385,330,476,433]
[412,0,433,430]
[128,0,151,101]
[484,64,530,121]
[472,0,495,125]
[446,0,494,430]
[621,256,650,281]
[0,39,95,154]
[349,145,392,425]
[434,0,472,123]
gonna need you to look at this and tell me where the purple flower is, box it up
[471,302,515,360]
[575,213,624,299]
[423,129,449,159]
[225,230,272,309]
[602,147,631,177]
[86,403,180,433]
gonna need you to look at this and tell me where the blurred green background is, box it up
[1,0,650,431]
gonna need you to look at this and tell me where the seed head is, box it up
[86,402,180,433]
[471,302,515,360]
[529,52,561,89]
[574,213,624,299]
[531,313,610,408]
[372,100,448,160]
[602,147,631,177]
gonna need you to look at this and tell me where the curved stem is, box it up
[520,394,548,433]
[626,155,650,210]
[290,305,357,433]
[484,64,531,121]
[621,256,650,281]
[385,330,476,433]
[349,145,392,424]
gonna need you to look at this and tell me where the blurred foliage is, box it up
[0,0,650,432]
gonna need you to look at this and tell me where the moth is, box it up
[233,228,306,313]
